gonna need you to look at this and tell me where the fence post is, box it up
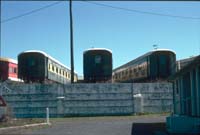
[46,107,50,125]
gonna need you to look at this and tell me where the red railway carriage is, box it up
[0,57,18,81]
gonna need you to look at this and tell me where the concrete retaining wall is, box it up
[0,82,172,118]
[133,83,173,113]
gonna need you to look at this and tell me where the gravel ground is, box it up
[0,114,168,135]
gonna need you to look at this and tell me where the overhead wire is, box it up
[82,1,200,21]
[1,1,200,24]
[1,1,63,24]
[82,1,200,56]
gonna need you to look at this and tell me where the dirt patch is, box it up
[0,118,45,128]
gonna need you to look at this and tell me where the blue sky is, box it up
[1,1,200,76]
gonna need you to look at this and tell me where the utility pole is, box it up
[69,0,74,83]
[0,0,1,58]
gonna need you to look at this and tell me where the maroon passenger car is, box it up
[0,57,18,81]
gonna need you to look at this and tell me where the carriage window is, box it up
[52,66,54,71]
[159,55,168,76]
[56,68,58,73]
[95,55,101,64]
[160,55,167,65]
[14,68,17,73]
[28,58,35,66]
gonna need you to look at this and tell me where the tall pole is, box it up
[69,0,74,83]
[0,0,1,58]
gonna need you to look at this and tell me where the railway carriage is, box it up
[0,57,18,81]
[112,49,176,82]
[18,50,77,84]
[83,48,113,83]
[176,56,197,71]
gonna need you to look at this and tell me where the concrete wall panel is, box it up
[1,82,172,118]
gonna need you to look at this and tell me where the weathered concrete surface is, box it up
[133,83,173,113]
[0,82,172,118]
[1,83,134,118]
[61,84,134,116]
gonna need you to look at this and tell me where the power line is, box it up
[2,1,200,24]
[1,1,63,24]
[82,1,200,21]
